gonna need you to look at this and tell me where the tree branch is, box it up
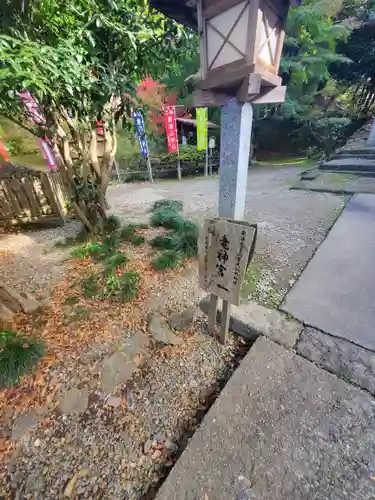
[0,114,41,139]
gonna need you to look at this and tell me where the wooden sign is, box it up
[198,218,257,306]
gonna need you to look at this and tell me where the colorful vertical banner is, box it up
[0,139,8,162]
[19,91,56,169]
[163,105,179,153]
[196,108,208,151]
[133,110,149,158]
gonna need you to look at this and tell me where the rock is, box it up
[148,313,183,345]
[118,331,150,358]
[144,439,153,455]
[34,438,41,447]
[152,449,162,459]
[168,309,195,331]
[107,396,122,408]
[200,296,302,349]
[0,303,14,329]
[101,352,136,394]
[0,285,42,314]
[153,433,166,443]
[11,410,39,441]
[164,439,178,455]
[59,388,89,414]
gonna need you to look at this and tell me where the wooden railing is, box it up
[0,161,68,227]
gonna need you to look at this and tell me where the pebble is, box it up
[34,439,41,447]
[143,440,153,455]
[107,396,122,408]
[151,450,162,460]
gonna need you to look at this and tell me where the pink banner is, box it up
[163,105,179,153]
[19,91,56,170]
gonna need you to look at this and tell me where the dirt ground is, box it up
[0,165,345,302]
[0,165,347,499]
[108,165,346,304]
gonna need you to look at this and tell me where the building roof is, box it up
[150,0,301,30]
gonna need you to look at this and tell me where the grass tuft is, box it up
[151,235,179,250]
[104,214,122,233]
[130,235,146,246]
[152,250,182,271]
[0,331,44,387]
[70,244,88,259]
[151,199,183,213]
[102,252,129,274]
[119,224,137,241]
[104,271,140,301]
[81,274,100,298]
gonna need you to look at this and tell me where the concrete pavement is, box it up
[283,193,375,351]
[156,337,375,500]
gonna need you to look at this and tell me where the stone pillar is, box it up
[218,99,253,219]
[367,118,375,148]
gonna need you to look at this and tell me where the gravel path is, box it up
[0,165,345,300]
[108,165,346,302]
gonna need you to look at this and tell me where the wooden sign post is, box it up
[198,218,257,344]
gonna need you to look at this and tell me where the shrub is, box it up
[151,199,183,213]
[150,209,186,230]
[70,244,88,259]
[120,224,137,241]
[103,252,129,274]
[134,222,149,230]
[104,214,121,233]
[151,234,179,250]
[87,239,117,261]
[131,235,146,246]
[152,250,182,270]
[104,271,140,301]
[174,220,199,258]
[0,331,44,387]
[81,274,100,298]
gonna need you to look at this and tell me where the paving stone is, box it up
[156,337,375,500]
[283,194,375,352]
[168,309,196,331]
[297,326,375,395]
[148,313,183,345]
[58,388,89,414]
[117,331,150,358]
[100,352,136,394]
[11,410,39,441]
[200,296,302,348]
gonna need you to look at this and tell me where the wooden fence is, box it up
[0,161,69,227]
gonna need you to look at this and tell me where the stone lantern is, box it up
[151,0,300,104]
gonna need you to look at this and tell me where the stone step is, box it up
[156,337,375,500]
[329,152,375,161]
[320,158,375,172]
[336,148,375,156]
[199,295,302,349]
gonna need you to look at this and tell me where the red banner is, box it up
[163,105,179,153]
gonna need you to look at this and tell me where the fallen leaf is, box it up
[64,468,89,498]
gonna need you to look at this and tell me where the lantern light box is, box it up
[151,0,300,104]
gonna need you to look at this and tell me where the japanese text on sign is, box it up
[133,110,149,158]
[163,106,179,153]
[196,108,207,151]
[198,219,257,305]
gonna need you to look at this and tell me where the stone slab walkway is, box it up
[283,193,375,351]
[156,336,375,500]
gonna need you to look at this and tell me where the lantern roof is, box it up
[150,0,301,29]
